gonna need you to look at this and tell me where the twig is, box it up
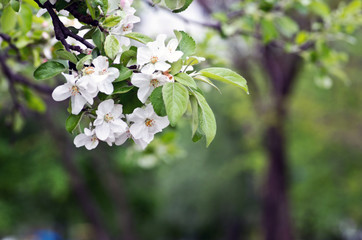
[34,0,95,51]
[0,33,22,60]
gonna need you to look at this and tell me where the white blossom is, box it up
[83,56,120,95]
[137,35,171,74]
[128,104,169,143]
[131,71,171,103]
[110,11,141,46]
[94,99,128,141]
[52,73,97,115]
[74,127,99,150]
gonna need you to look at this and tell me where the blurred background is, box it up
[1,0,362,240]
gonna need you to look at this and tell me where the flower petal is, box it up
[52,84,71,101]
[96,123,110,141]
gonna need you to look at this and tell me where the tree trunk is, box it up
[260,45,301,240]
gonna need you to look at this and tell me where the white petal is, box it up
[71,94,87,115]
[141,64,155,74]
[133,137,149,150]
[137,85,153,103]
[36,9,47,17]
[52,84,71,101]
[107,67,120,80]
[98,99,114,114]
[79,89,94,104]
[155,61,171,72]
[111,119,128,132]
[129,122,147,139]
[137,47,152,66]
[85,139,99,150]
[74,134,88,147]
[93,56,109,71]
[95,123,110,141]
[98,80,114,95]
[115,132,129,146]
[112,104,124,118]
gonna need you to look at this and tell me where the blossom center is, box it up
[99,68,108,75]
[91,135,98,142]
[150,56,158,64]
[145,118,154,127]
[84,67,95,75]
[150,79,159,87]
[70,85,79,96]
[123,24,132,32]
[104,113,114,123]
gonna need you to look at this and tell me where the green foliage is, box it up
[150,86,167,117]
[1,5,16,33]
[104,35,119,60]
[162,82,189,126]
[55,49,78,64]
[125,32,154,44]
[174,30,195,58]
[200,68,249,94]
[174,72,197,88]
[33,61,67,80]
[66,113,84,133]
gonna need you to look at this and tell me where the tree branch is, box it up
[35,0,95,51]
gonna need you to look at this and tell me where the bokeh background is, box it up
[1,0,362,240]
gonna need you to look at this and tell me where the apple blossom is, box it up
[128,104,169,143]
[52,73,97,115]
[131,71,171,103]
[83,56,120,95]
[74,127,99,150]
[94,99,128,141]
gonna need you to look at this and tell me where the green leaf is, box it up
[1,5,17,33]
[162,82,189,126]
[152,0,161,4]
[34,61,67,80]
[174,30,195,58]
[104,35,119,60]
[190,95,198,137]
[18,4,32,33]
[120,49,137,65]
[175,72,197,88]
[193,75,221,93]
[55,49,78,64]
[260,18,279,43]
[125,32,153,44]
[200,67,248,94]
[112,84,134,95]
[92,27,105,50]
[102,15,122,28]
[192,90,216,147]
[274,16,299,38]
[309,1,330,17]
[66,113,84,133]
[150,86,167,116]
[112,65,133,82]
[76,55,93,71]
[23,88,46,113]
[10,0,19,12]
[173,0,193,13]
[170,59,183,75]
[165,0,185,10]
[86,0,96,19]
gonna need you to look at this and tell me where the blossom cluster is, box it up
[51,0,175,150]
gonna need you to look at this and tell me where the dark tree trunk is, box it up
[260,45,301,240]
[44,109,112,240]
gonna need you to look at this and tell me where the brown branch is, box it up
[35,0,95,51]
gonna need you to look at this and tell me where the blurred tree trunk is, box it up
[260,44,301,240]
[45,109,112,240]
[91,156,138,240]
